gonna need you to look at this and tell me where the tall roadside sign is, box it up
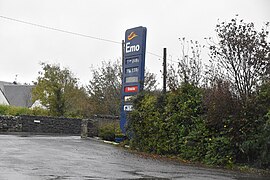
[120,26,147,133]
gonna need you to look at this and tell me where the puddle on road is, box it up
[121,177,170,180]
[118,178,170,180]
[236,177,270,180]
[119,170,170,180]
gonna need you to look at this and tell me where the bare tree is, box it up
[144,69,158,91]
[87,60,122,115]
[87,60,158,115]
[167,38,204,91]
[209,16,270,102]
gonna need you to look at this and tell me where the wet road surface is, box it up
[0,135,269,180]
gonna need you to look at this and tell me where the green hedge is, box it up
[127,82,270,169]
[0,105,49,116]
[98,121,124,141]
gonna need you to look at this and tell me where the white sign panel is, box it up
[123,105,133,112]
[125,76,138,83]
[124,96,133,102]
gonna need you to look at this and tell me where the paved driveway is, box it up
[0,135,268,180]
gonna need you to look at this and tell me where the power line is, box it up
[168,57,179,64]
[0,15,177,62]
[0,15,121,44]
[147,51,179,64]
[146,51,162,58]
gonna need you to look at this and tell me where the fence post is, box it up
[81,119,88,139]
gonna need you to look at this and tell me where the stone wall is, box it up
[0,115,22,132]
[94,115,119,127]
[0,115,98,136]
[0,114,120,137]
[20,115,82,134]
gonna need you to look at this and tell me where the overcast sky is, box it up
[0,0,269,87]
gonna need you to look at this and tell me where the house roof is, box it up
[0,88,9,105]
[0,81,13,93]
[0,81,34,108]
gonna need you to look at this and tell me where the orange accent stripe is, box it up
[127,32,138,41]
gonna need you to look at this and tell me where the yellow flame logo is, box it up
[127,32,138,41]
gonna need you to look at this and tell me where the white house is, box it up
[30,99,46,109]
[0,88,9,105]
[0,81,34,108]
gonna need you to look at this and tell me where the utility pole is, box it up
[163,48,167,94]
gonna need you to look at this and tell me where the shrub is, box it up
[0,105,31,116]
[98,123,115,141]
[204,135,234,167]
[203,80,240,132]
[128,81,270,169]
[236,82,270,167]
[179,117,209,161]
[260,112,270,168]
[128,92,164,153]
[164,83,204,155]
[239,111,270,168]
[0,105,9,115]
[98,121,123,141]
[31,107,49,116]
[0,105,49,116]
[129,83,205,157]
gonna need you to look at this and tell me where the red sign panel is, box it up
[124,86,138,93]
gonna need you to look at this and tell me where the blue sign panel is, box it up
[120,26,147,133]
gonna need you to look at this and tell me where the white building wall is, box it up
[30,100,46,109]
[0,90,9,105]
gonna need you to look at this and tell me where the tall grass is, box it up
[0,105,49,116]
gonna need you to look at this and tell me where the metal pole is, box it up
[163,48,167,94]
